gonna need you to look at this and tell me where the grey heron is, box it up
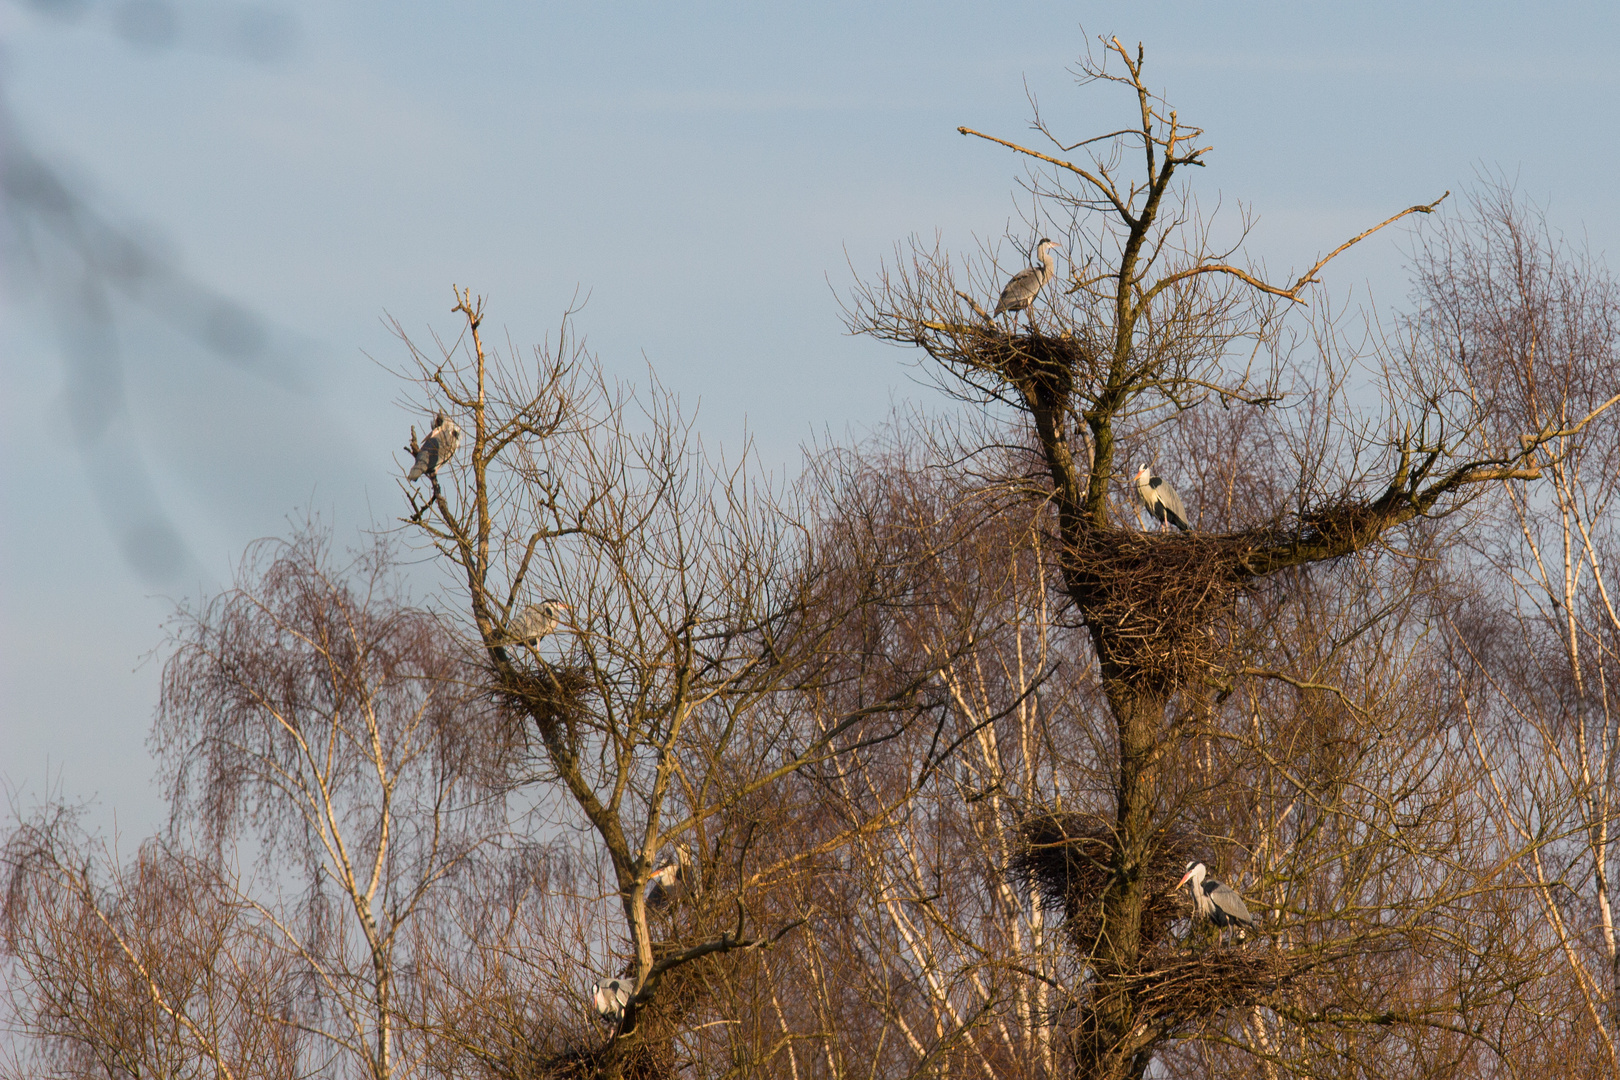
[592,977,631,1024]
[512,600,570,647]
[407,413,462,481]
[993,239,1061,322]
[1133,464,1190,532]
[646,845,692,910]
[1177,861,1256,936]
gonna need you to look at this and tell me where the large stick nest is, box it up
[952,332,1261,683]
[1011,811,1195,956]
[1122,948,1303,1027]
[963,329,1085,402]
[531,933,730,1080]
[493,662,593,744]
[1061,527,1259,687]
[1012,812,1312,1031]
[538,1040,674,1080]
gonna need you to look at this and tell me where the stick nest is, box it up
[539,1041,674,1080]
[966,330,1085,401]
[532,940,725,1080]
[1011,811,1195,956]
[1123,948,1302,1027]
[467,661,595,783]
[1062,527,1259,687]
[1012,811,1312,1032]
[495,662,592,733]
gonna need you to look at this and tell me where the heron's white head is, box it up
[1176,861,1206,889]
[1135,464,1151,484]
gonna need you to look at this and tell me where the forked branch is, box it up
[1143,192,1452,306]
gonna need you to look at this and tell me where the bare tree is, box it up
[847,37,1617,1079]
[151,528,496,1080]
[11,36,1620,1080]
[394,293,964,1079]
[3,812,305,1080]
[1441,187,1620,1076]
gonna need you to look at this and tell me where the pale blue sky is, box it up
[3,0,1616,837]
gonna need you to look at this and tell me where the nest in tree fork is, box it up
[1062,528,1260,687]
[1122,949,1302,1028]
[1012,812,1310,1027]
[537,937,729,1080]
[1012,811,1195,956]
[538,1041,674,1080]
[972,330,1083,399]
[493,662,592,746]
[937,329,1265,685]
[915,325,1088,405]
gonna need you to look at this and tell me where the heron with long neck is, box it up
[592,977,630,1024]
[512,599,571,647]
[993,238,1061,323]
[1177,861,1257,939]
[1134,463,1191,532]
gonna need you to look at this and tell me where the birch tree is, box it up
[1442,189,1620,1077]
[152,530,495,1080]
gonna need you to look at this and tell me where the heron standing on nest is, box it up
[592,977,631,1024]
[1177,861,1257,940]
[1134,463,1191,532]
[993,238,1061,325]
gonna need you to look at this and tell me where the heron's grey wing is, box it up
[506,609,529,646]
[438,422,462,465]
[407,434,440,480]
[1151,477,1191,530]
[995,267,1040,313]
[517,603,557,644]
[1209,881,1255,926]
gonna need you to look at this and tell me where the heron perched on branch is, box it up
[1134,464,1190,532]
[1177,861,1256,938]
[993,238,1061,321]
[512,600,570,647]
[406,412,461,481]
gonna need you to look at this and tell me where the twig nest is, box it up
[1126,948,1302,1027]
[496,664,591,732]
[1061,528,1258,687]
[1011,811,1194,955]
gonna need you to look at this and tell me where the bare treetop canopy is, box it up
[844,34,1619,1080]
[8,33,1620,1080]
